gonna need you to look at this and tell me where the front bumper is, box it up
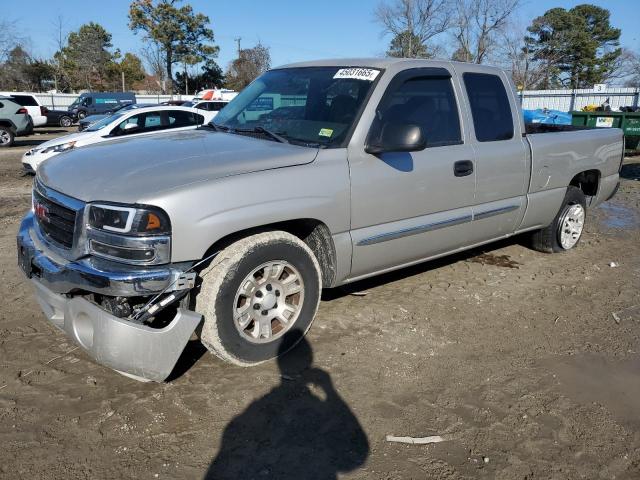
[21,149,54,173]
[32,279,201,382]
[18,213,189,296]
[17,213,203,381]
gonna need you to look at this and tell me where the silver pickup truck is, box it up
[17,59,623,381]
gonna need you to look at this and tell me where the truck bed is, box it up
[525,123,623,197]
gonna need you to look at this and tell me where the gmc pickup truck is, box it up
[17,59,623,381]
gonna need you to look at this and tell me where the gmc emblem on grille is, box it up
[34,202,49,223]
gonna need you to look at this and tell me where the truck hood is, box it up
[37,129,319,203]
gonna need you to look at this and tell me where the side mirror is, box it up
[365,123,426,155]
[123,122,141,133]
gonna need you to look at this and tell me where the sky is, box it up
[9,0,640,71]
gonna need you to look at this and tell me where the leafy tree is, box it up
[175,59,224,93]
[386,30,431,58]
[0,45,31,90]
[0,45,55,91]
[526,4,621,88]
[129,0,218,92]
[56,22,116,90]
[24,60,56,91]
[225,43,271,91]
[114,52,147,90]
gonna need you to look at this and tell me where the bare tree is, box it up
[452,0,522,64]
[51,16,69,91]
[0,21,13,62]
[605,48,640,87]
[494,21,557,91]
[0,20,26,62]
[141,41,168,93]
[375,0,452,58]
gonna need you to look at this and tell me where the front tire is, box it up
[59,116,73,127]
[531,186,587,253]
[77,111,86,120]
[196,231,322,366]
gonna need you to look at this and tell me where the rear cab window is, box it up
[463,73,514,142]
[11,95,38,107]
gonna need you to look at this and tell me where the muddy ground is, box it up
[0,129,639,479]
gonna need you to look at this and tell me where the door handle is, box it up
[454,160,474,177]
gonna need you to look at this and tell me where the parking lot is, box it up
[1,128,639,479]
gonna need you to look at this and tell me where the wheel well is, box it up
[0,120,14,130]
[570,170,600,198]
[202,219,337,287]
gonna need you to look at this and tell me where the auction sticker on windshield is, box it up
[333,68,380,81]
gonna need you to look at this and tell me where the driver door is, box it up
[348,67,477,279]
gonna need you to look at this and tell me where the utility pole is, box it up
[234,37,242,57]
[184,61,188,96]
[121,71,125,92]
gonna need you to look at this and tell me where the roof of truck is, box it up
[277,57,503,73]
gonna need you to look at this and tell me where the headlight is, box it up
[86,204,171,265]
[88,204,170,236]
[40,141,76,154]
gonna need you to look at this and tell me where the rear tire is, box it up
[531,186,587,253]
[196,231,322,366]
[0,127,14,147]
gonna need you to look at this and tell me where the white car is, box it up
[0,92,47,127]
[22,105,215,173]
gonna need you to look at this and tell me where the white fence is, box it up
[519,87,640,111]
[31,87,640,112]
[34,93,193,110]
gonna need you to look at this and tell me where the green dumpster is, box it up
[571,111,640,151]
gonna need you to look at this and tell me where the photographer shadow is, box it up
[205,329,369,480]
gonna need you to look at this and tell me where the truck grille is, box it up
[33,188,77,249]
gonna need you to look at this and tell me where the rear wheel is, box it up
[531,186,587,253]
[77,111,86,120]
[196,231,322,366]
[0,127,14,147]
[59,116,73,127]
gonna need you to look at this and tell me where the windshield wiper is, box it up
[234,126,289,144]
[203,122,230,132]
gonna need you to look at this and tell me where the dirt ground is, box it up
[1,128,639,479]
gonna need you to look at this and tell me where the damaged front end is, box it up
[16,181,204,382]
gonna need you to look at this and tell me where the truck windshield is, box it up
[213,67,381,147]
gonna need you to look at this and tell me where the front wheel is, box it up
[196,231,322,366]
[0,127,14,147]
[531,186,587,253]
[59,116,73,127]
[77,111,86,120]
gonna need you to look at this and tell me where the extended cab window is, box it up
[463,73,514,142]
[374,76,462,148]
